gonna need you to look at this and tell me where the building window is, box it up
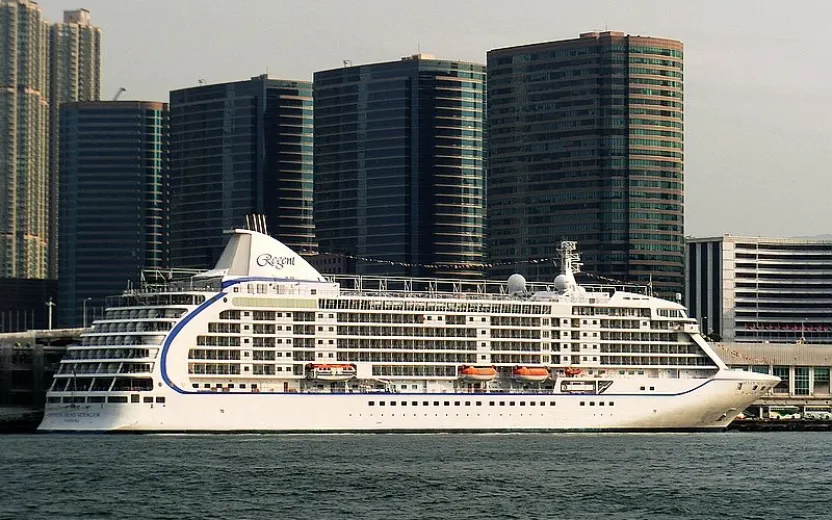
[773,366,790,394]
[794,367,810,396]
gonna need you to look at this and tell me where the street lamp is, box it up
[82,298,92,328]
[45,298,55,330]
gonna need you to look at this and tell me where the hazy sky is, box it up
[42,0,832,239]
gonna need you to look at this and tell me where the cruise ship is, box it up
[39,227,779,432]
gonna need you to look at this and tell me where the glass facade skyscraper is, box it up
[169,75,314,269]
[58,101,168,327]
[314,54,485,278]
[487,31,684,295]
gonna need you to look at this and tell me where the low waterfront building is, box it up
[686,235,832,344]
[714,342,832,414]
[0,329,79,416]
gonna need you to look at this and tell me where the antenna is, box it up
[197,79,206,86]
[343,59,352,67]
[112,87,126,101]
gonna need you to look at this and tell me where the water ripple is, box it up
[1,432,830,520]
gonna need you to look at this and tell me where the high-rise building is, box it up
[49,8,101,279]
[686,235,832,345]
[487,31,684,295]
[0,0,50,279]
[314,54,486,278]
[57,101,169,327]
[169,75,314,269]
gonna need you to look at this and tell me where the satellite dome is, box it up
[553,274,569,291]
[507,273,527,294]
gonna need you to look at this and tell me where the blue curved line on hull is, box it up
[160,292,226,392]
[157,282,763,399]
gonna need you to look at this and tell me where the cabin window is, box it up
[609,402,615,406]
[401,401,407,406]
[454,401,460,406]
[580,401,585,406]
[423,401,429,406]
[548,402,555,406]
[379,401,385,406]
[131,395,140,403]
[412,401,418,406]
[599,402,605,406]
[476,401,482,406]
[465,401,471,406]
[519,401,526,406]
[390,401,396,406]
[499,401,505,407]
[369,401,375,406]
[589,402,595,406]
[433,401,439,406]
[156,397,166,404]
[444,401,450,406]
[143,397,153,403]
[240,384,246,389]
[650,386,655,391]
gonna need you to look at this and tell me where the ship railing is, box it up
[327,273,645,298]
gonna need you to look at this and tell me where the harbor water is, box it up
[1,432,829,520]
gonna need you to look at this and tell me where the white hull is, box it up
[39,370,776,433]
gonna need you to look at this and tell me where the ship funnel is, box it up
[244,214,269,235]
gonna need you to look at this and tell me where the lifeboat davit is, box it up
[564,366,582,377]
[459,365,498,382]
[306,363,357,381]
[512,366,550,382]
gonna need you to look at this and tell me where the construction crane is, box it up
[112,87,126,101]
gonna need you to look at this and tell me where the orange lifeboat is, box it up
[512,366,550,382]
[459,365,498,382]
[306,363,357,381]
[564,366,583,377]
